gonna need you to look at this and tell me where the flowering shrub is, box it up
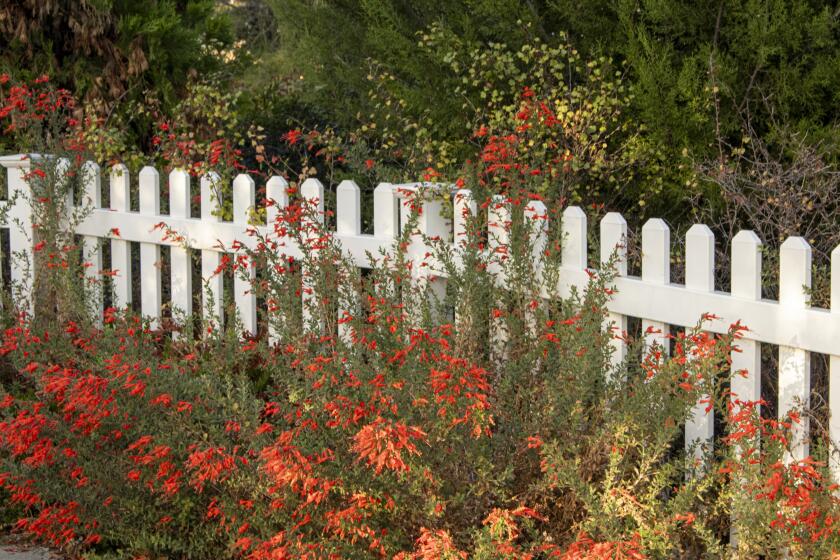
[3,80,840,560]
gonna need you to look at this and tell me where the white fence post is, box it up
[685,224,715,466]
[374,183,397,240]
[453,189,476,328]
[233,174,257,336]
[265,175,288,347]
[200,173,223,331]
[728,230,763,548]
[336,180,361,343]
[778,236,812,463]
[416,188,449,324]
[139,167,162,325]
[301,178,324,331]
[730,231,763,412]
[109,164,132,310]
[524,200,548,334]
[453,189,476,249]
[0,156,33,311]
[81,162,102,321]
[488,195,510,358]
[525,200,548,276]
[641,219,671,354]
[561,206,587,272]
[168,169,192,323]
[600,212,628,371]
[831,243,840,481]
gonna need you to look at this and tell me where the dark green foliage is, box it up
[264,0,840,200]
[0,0,233,150]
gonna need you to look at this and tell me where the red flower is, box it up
[351,417,426,475]
[282,129,302,145]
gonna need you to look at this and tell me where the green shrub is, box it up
[2,74,840,560]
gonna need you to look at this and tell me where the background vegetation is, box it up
[5,1,840,220]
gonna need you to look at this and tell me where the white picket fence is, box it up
[2,154,840,478]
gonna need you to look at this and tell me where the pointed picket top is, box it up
[233,174,255,225]
[336,180,361,236]
[55,157,71,179]
[169,169,190,219]
[731,230,762,300]
[266,176,288,226]
[418,196,449,240]
[139,166,160,215]
[201,172,222,223]
[686,224,714,292]
[779,236,812,309]
[600,212,628,276]
[525,200,548,264]
[110,163,130,212]
[301,177,325,221]
[831,243,840,312]
[55,158,74,207]
[642,218,670,285]
[488,195,510,243]
[562,206,587,270]
[453,189,476,243]
[373,183,397,239]
[81,161,101,208]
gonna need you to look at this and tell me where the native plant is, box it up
[1,79,840,560]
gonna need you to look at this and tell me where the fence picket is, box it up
[488,195,510,281]
[525,200,548,271]
[453,189,476,328]
[336,180,360,342]
[728,230,763,548]
[265,175,288,346]
[301,178,324,330]
[641,219,670,354]
[81,162,102,320]
[200,173,223,330]
[685,224,715,466]
[831,244,840,481]
[454,189,476,248]
[778,236,812,463]
[730,231,762,411]
[488,195,510,358]
[600,212,628,371]
[561,206,587,272]
[524,200,548,334]
[233,174,256,336]
[337,180,361,236]
[416,191,449,323]
[109,165,132,309]
[373,183,397,239]
[4,158,33,310]
[168,170,192,323]
[139,167,162,325]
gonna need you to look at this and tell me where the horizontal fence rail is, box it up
[2,154,840,482]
